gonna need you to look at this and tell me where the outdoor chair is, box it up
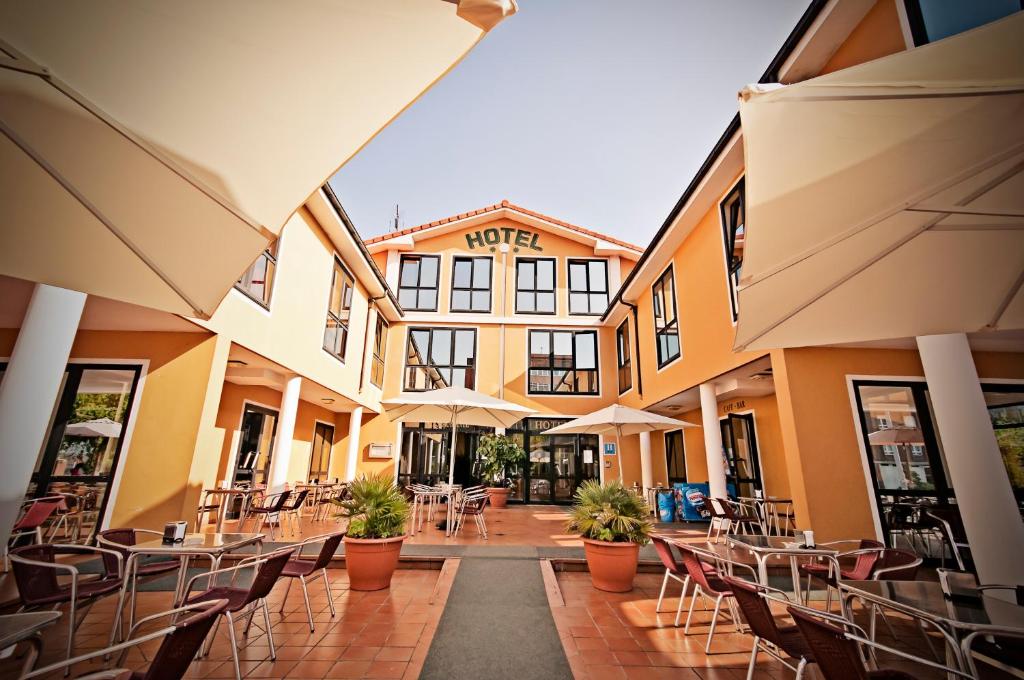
[280,489,310,536]
[798,539,884,609]
[871,549,921,580]
[715,498,763,535]
[313,484,346,522]
[704,497,729,542]
[241,490,291,540]
[10,543,125,672]
[4,496,64,570]
[787,604,970,680]
[23,599,228,680]
[923,508,970,571]
[453,490,489,538]
[722,575,815,680]
[961,626,1024,679]
[278,531,344,632]
[97,528,181,639]
[183,547,294,680]
[195,496,221,533]
[651,535,715,623]
[676,543,741,652]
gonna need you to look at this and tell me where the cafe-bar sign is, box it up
[466,226,544,252]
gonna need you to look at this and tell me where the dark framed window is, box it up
[404,327,477,391]
[568,259,609,315]
[235,240,279,308]
[528,329,598,395]
[370,314,388,388]
[665,430,686,483]
[652,265,681,367]
[903,0,1021,46]
[616,320,632,394]
[323,257,354,362]
[398,255,440,311]
[308,422,335,481]
[516,258,556,314]
[985,383,1024,505]
[450,256,492,313]
[720,179,744,322]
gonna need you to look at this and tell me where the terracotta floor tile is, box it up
[286,659,337,678]
[375,647,414,662]
[340,645,381,661]
[365,660,408,678]
[325,660,374,678]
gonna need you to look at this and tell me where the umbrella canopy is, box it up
[64,417,122,438]
[541,405,698,483]
[867,427,924,446]
[733,12,1024,351]
[0,0,516,318]
[381,387,533,487]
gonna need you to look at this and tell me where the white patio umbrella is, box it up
[63,417,122,439]
[541,404,698,484]
[867,427,924,446]
[0,0,516,318]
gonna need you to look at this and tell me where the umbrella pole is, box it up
[615,425,624,484]
[447,412,458,536]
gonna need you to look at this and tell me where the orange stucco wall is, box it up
[818,0,907,76]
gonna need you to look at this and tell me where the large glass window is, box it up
[616,320,632,394]
[398,255,440,311]
[904,0,1021,46]
[568,259,609,315]
[308,422,335,482]
[984,384,1024,506]
[652,265,681,367]
[404,327,477,390]
[665,430,686,484]
[370,314,388,388]
[323,257,354,362]
[720,179,744,322]
[515,258,556,314]
[528,330,598,395]
[235,241,278,308]
[450,256,492,313]
[505,418,599,504]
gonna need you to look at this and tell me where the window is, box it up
[720,179,744,321]
[516,258,556,314]
[652,266,681,367]
[235,240,278,308]
[308,422,335,482]
[665,430,686,483]
[323,257,354,361]
[904,0,1021,46]
[370,314,388,388]
[528,330,598,395]
[398,255,440,311]
[450,257,492,312]
[568,259,609,315]
[404,327,476,390]
[616,320,632,394]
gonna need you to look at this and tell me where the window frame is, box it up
[567,258,609,316]
[652,264,681,368]
[323,256,355,363]
[308,420,335,481]
[234,240,279,309]
[720,178,745,323]
[664,429,686,484]
[515,257,558,315]
[526,328,600,396]
[397,254,441,312]
[616,319,632,395]
[903,0,1023,46]
[449,255,493,313]
[403,326,478,392]
[370,314,389,388]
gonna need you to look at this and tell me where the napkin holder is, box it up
[162,521,188,544]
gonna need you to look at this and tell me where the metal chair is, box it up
[722,575,814,680]
[241,490,291,540]
[704,497,729,542]
[97,528,180,639]
[716,498,764,535]
[961,625,1024,679]
[5,497,65,570]
[651,535,712,625]
[278,531,344,632]
[923,508,970,571]
[798,539,884,609]
[280,489,310,536]
[23,599,228,680]
[453,491,489,537]
[676,543,741,652]
[195,493,222,533]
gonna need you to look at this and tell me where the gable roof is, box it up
[364,199,644,253]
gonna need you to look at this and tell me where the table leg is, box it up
[215,494,227,533]
[18,633,43,676]
[756,553,768,585]
[789,556,801,600]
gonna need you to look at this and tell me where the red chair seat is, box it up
[185,586,251,612]
[281,559,318,578]
[135,559,179,577]
[29,577,123,606]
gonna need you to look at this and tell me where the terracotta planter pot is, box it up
[343,535,405,591]
[485,487,511,509]
[581,538,640,592]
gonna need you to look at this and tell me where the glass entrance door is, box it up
[308,422,335,482]
[510,418,599,504]
[232,404,279,487]
[397,424,487,488]
[719,413,762,498]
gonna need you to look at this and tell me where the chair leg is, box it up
[323,568,336,618]
[705,595,723,654]
[263,600,277,660]
[225,612,242,680]
[656,570,670,612]
[300,576,314,633]
[64,599,76,676]
[746,637,760,680]
[795,657,808,680]
[279,578,293,613]
[684,585,701,633]
[673,576,691,627]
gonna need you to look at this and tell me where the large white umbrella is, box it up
[541,404,698,484]
[733,12,1024,351]
[0,0,516,318]
[867,427,924,446]
[63,417,122,439]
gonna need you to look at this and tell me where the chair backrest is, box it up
[308,532,345,570]
[872,549,920,580]
[10,544,62,606]
[712,498,737,520]
[256,490,291,512]
[846,539,884,580]
[925,507,967,542]
[651,535,683,574]
[286,490,310,510]
[244,548,295,606]
[788,606,868,680]
[97,528,137,574]
[13,498,63,531]
[143,599,229,680]
[676,544,723,594]
[722,575,787,649]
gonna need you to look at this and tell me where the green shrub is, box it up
[333,473,410,539]
[566,480,653,544]
[476,433,526,487]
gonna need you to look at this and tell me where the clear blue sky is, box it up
[330,0,809,245]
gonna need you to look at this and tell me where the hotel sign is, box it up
[465,227,544,253]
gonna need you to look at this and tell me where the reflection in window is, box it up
[516,258,556,314]
[616,320,632,394]
[652,265,681,367]
[370,314,388,388]
[720,180,744,321]
[323,257,354,361]
[528,329,598,395]
[857,384,940,492]
[568,260,608,315]
[665,430,686,483]
[398,255,440,311]
[450,257,492,312]
[904,0,1021,46]
[985,386,1024,503]
[308,422,334,481]
[235,240,278,308]
[404,327,477,390]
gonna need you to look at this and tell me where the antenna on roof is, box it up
[390,204,401,232]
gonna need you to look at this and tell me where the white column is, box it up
[639,431,653,492]
[917,333,1024,588]
[345,406,364,481]
[268,375,301,488]
[699,382,728,499]
[0,284,86,547]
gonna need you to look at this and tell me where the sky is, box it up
[330,0,809,245]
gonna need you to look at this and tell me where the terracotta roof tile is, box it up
[363,200,644,252]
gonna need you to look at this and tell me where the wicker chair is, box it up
[723,575,815,680]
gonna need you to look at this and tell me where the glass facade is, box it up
[398,255,440,311]
[404,327,477,391]
[652,265,680,366]
[506,418,600,504]
[515,258,556,314]
[323,257,354,361]
[450,256,492,312]
[568,259,608,315]
[527,329,598,395]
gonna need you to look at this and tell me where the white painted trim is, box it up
[718,409,768,498]
[523,326,604,399]
[894,0,916,49]
[229,286,274,317]
[717,174,744,327]
[385,249,400,291]
[653,263,683,373]
[845,376,886,542]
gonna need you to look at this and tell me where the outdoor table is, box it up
[199,486,263,532]
[0,611,61,675]
[839,579,1024,675]
[727,534,839,599]
[295,482,337,515]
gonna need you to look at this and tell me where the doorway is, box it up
[507,418,600,504]
[232,404,279,487]
[719,413,762,498]
[308,421,335,482]
[664,430,686,485]
[397,423,489,488]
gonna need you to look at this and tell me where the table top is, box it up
[727,534,838,555]
[129,532,264,555]
[202,487,261,496]
[0,612,61,648]
[296,481,339,488]
[841,580,1024,631]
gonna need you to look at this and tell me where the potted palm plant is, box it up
[334,473,410,590]
[476,433,526,509]
[567,480,653,592]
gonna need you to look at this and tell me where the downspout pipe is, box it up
[623,301,643,398]
[359,295,387,392]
